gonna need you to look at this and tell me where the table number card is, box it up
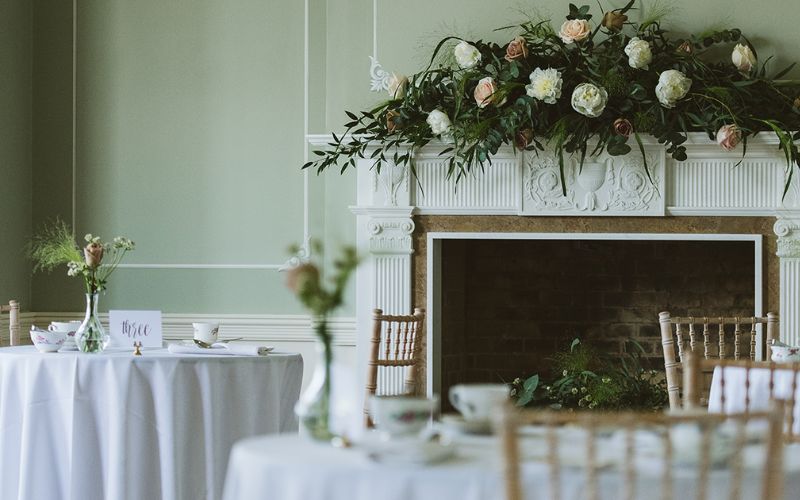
[109,310,163,348]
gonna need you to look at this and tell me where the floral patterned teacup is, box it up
[30,326,67,353]
[369,395,438,438]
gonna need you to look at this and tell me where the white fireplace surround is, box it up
[307,132,800,396]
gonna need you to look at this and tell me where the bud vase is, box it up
[295,321,334,441]
[76,292,109,353]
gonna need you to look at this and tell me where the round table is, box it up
[222,432,800,500]
[0,346,303,500]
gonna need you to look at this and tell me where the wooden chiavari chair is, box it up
[498,402,785,500]
[683,352,800,443]
[1,300,20,346]
[658,312,779,409]
[364,307,425,427]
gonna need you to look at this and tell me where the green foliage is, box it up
[510,338,669,412]
[306,1,800,196]
[28,219,82,273]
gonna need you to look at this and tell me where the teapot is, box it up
[770,339,800,363]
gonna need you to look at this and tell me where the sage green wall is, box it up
[0,0,32,309]
[28,0,800,315]
[31,0,330,314]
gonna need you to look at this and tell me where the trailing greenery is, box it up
[306,1,800,196]
[510,339,669,412]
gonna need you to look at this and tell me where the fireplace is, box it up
[434,234,762,403]
[308,132,800,398]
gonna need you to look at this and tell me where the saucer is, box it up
[440,414,493,435]
[360,435,455,465]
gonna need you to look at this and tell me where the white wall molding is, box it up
[19,312,356,346]
[72,3,313,272]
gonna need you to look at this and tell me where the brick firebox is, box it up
[412,216,779,397]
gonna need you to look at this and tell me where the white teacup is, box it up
[50,321,82,350]
[449,384,510,422]
[192,322,220,345]
[49,321,82,335]
[370,395,438,438]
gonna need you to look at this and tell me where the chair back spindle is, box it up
[1,300,21,346]
[364,307,425,426]
[659,312,778,409]
[499,403,785,500]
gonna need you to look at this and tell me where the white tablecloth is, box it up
[0,346,303,500]
[222,433,800,500]
[709,365,800,434]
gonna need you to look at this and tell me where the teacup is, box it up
[50,321,82,350]
[30,326,67,353]
[49,321,82,335]
[192,322,220,345]
[370,395,438,438]
[449,384,510,422]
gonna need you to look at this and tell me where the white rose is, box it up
[655,69,692,108]
[526,67,563,104]
[426,109,452,135]
[454,41,481,69]
[571,83,608,118]
[624,37,652,69]
[732,43,756,73]
[387,73,408,99]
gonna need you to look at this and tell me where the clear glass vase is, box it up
[295,321,335,441]
[75,292,109,353]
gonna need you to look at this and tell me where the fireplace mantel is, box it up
[308,132,800,395]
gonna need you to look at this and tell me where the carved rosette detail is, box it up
[523,149,663,216]
[774,216,800,258]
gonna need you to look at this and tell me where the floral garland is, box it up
[306,1,800,195]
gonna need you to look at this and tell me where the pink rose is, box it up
[84,243,104,268]
[285,263,320,294]
[559,19,591,44]
[613,118,633,138]
[716,124,742,151]
[473,77,505,108]
[515,128,534,150]
[504,36,528,62]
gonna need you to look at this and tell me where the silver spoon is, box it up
[193,337,243,348]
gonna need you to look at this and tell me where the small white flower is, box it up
[571,83,608,117]
[526,67,563,104]
[426,109,452,136]
[655,69,692,108]
[571,387,579,395]
[386,72,408,99]
[624,37,652,69]
[731,43,756,73]
[562,370,568,377]
[453,41,481,69]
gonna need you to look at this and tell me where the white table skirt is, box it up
[0,346,303,500]
[222,433,800,500]
[708,365,800,434]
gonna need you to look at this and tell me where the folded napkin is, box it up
[167,342,274,356]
